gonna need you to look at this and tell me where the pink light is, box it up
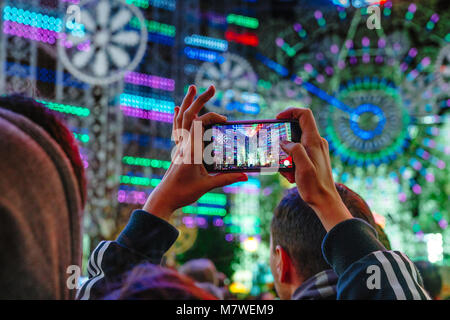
[398,192,407,202]
[124,72,175,91]
[330,44,339,54]
[304,63,313,73]
[121,106,174,123]
[437,160,445,169]
[408,3,417,13]
[412,184,422,195]
[363,53,370,63]
[316,74,325,83]
[439,219,448,229]
[362,37,370,47]
[425,173,435,182]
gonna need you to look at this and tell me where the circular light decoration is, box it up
[58,0,148,86]
[326,78,410,166]
[253,1,449,211]
[195,53,259,116]
[435,44,450,92]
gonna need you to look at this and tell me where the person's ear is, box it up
[275,245,293,283]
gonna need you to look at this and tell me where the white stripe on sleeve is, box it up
[373,251,406,300]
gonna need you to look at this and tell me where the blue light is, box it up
[349,104,386,140]
[184,34,228,52]
[184,47,224,62]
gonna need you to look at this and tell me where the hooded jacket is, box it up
[0,108,83,299]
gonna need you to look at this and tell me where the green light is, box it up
[122,156,171,169]
[38,100,90,117]
[182,206,227,216]
[227,14,259,29]
[445,34,450,42]
[426,21,435,30]
[412,223,421,233]
[198,193,227,206]
[129,16,176,37]
[405,12,414,20]
[318,18,326,27]
[383,8,391,16]
[126,0,149,9]
[73,132,90,143]
[339,11,347,19]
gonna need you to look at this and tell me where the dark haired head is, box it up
[0,95,87,206]
[270,183,390,291]
[102,263,217,300]
[414,260,442,299]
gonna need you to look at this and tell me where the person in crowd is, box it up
[102,263,216,300]
[414,260,443,299]
[0,95,86,299]
[179,259,224,299]
[78,85,430,300]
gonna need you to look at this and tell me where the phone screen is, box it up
[204,120,301,172]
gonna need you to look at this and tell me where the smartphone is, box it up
[203,119,301,173]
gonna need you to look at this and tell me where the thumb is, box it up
[208,173,248,189]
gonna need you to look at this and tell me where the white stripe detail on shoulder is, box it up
[397,252,432,300]
[79,241,111,300]
[373,251,406,300]
[76,241,106,299]
[388,252,422,300]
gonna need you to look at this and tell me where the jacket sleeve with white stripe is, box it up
[76,210,179,300]
[322,218,431,300]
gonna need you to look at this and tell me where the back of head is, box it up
[179,259,219,285]
[414,260,442,299]
[271,183,388,280]
[0,96,84,299]
[102,263,217,300]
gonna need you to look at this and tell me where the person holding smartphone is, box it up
[78,85,430,300]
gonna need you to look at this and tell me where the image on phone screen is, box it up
[204,120,301,173]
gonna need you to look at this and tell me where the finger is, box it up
[207,173,248,189]
[172,106,180,144]
[276,107,321,144]
[197,112,227,126]
[280,140,314,171]
[182,85,216,131]
[177,85,197,131]
[179,85,197,113]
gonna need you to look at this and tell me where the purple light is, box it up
[408,48,418,57]
[316,74,325,83]
[430,13,439,23]
[393,43,402,52]
[439,219,448,229]
[314,10,323,20]
[213,218,224,227]
[325,66,334,76]
[362,53,370,63]
[399,192,407,202]
[3,21,57,45]
[425,173,435,182]
[294,76,303,85]
[421,57,431,67]
[275,37,284,47]
[362,37,370,47]
[345,39,353,49]
[378,38,386,48]
[408,3,417,13]
[415,230,424,240]
[225,234,234,242]
[124,72,175,91]
[121,106,174,123]
[412,184,422,195]
[315,52,324,61]
[375,56,384,64]
[350,56,358,65]
[338,60,346,69]
[437,160,445,169]
[293,23,302,32]
[304,63,313,73]
[183,216,195,228]
[195,217,207,228]
[330,44,339,54]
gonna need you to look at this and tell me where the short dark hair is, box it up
[414,260,442,299]
[271,183,388,280]
[0,95,86,206]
